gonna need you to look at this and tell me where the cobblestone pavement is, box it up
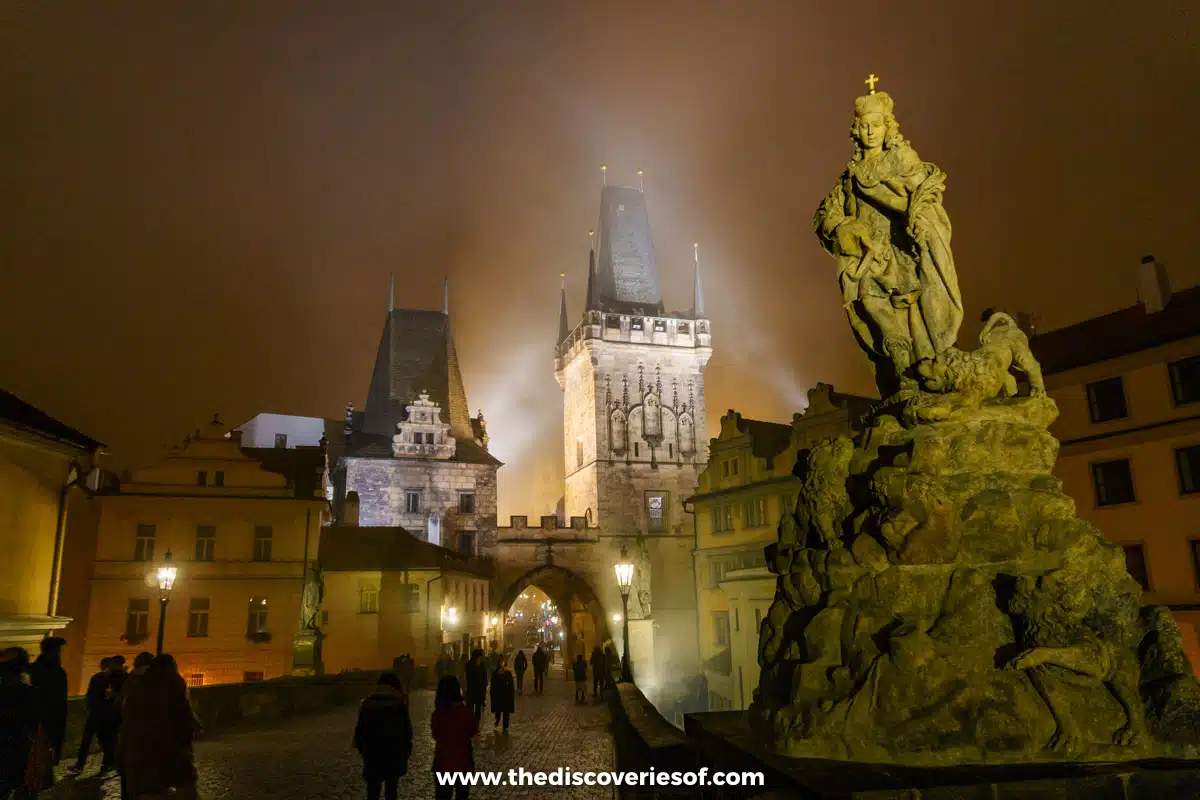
[48,670,615,800]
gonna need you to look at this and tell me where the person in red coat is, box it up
[431,675,477,800]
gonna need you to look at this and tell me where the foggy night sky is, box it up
[1,2,1196,518]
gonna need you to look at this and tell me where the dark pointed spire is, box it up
[585,230,598,311]
[693,241,705,318]
[558,272,570,343]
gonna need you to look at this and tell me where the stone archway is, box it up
[496,564,614,675]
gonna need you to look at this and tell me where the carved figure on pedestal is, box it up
[916,311,1046,401]
[1005,540,1147,752]
[800,437,854,550]
[813,88,962,397]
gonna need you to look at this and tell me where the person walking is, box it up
[28,636,69,764]
[71,656,112,774]
[572,654,588,703]
[0,649,38,800]
[396,655,415,695]
[353,673,413,800]
[116,652,153,800]
[489,655,515,734]
[463,650,488,724]
[100,656,128,774]
[118,654,198,800]
[604,644,619,689]
[531,645,548,695]
[512,649,527,696]
[431,675,477,800]
[590,646,606,698]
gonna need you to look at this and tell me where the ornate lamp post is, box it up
[154,550,178,656]
[614,546,635,683]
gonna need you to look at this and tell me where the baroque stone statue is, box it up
[813,89,962,397]
[753,78,1200,766]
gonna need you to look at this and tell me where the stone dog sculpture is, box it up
[915,311,1045,400]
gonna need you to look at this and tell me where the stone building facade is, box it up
[328,298,500,558]
[526,182,712,690]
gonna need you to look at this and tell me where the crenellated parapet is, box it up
[555,311,711,368]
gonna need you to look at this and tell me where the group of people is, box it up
[572,645,618,703]
[0,638,199,800]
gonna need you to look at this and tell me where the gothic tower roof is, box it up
[362,307,474,443]
[591,185,664,315]
[557,274,570,344]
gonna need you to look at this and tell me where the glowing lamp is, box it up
[613,613,622,623]
[157,550,177,600]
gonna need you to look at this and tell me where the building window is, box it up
[721,461,729,478]
[744,497,766,528]
[646,492,667,532]
[134,524,156,561]
[1086,377,1128,423]
[274,433,287,449]
[214,471,225,487]
[252,526,273,562]
[606,315,621,329]
[247,597,269,636]
[404,584,421,613]
[424,432,434,444]
[677,322,690,335]
[459,493,476,514]
[196,471,207,486]
[668,443,674,458]
[754,607,762,632]
[405,490,421,514]
[1169,355,1200,406]
[633,442,640,458]
[243,671,265,683]
[459,532,475,556]
[734,607,740,632]
[187,598,210,637]
[1176,445,1200,494]
[359,586,379,614]
[712,505,734,533]
[713,611,730,647]
[125,598,150,640]
[631,318,644,331]
[1092,458,1136,506]
[195,525,215,562]
[188,674,205,688]
[653,320,667,333]
[1123,545,1150,590]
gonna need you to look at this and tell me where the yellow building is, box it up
[688,383,873,711]
[1032,261,1200,672]
[79,417,326,690]
[319,524,495,671]
[0,389,102,652]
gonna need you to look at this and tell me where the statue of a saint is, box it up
[299,566,324,630]
[813,87,962,397]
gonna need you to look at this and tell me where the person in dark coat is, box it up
[572,654,588,702]
[604,644,619,689]
[28,636,68,763]
[531,646,548,695]
[435,649,455,682]
[353,673,413,800]
[489,655,516,734]
[463,650,488,724]
[512,650,528,695]
[431,675,476,800]
[395,655,415,695]
[70,657,114,777]
[118,654,198,799]
[0,649,38,800]
[590,646,606,698]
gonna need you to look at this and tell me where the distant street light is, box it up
[612,613,622,623]
[154,550,178,656]
[614,545,635,683]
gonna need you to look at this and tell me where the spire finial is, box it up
[443,278,449,315]
[692,241,705,318]
[600,164,607,187]
[557,272,570,344]
[637,169,644,192]
[388,274,395,313]
[588,229,595,251]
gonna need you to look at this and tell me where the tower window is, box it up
[634,442,640,458]
[653,320,667,333]
[405,490,421,514]
[631,319,644,331]
[606,315,622,329]
[677,322,690,335]
[668,443,674,458]
[576,438,584,468]
[458,492,476,514]
[274,433,288,449]
[646,492,667,532]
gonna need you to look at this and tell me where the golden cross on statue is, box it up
[864,73,880,94]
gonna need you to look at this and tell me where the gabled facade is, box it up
[79,417,325,691]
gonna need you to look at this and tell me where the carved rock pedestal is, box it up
[752,395,1200,765]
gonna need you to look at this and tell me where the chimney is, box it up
[344,491,360,526]
[1138,255,1171,314]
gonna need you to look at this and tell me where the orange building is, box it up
[1032,257,1200,673]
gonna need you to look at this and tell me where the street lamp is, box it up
[154,550,177,656]
[614,545,635,683]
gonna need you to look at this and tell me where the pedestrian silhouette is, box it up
[431,675,476,800]
[353,672,413,800]
[572,654,588,703]
[490,655,515,734]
